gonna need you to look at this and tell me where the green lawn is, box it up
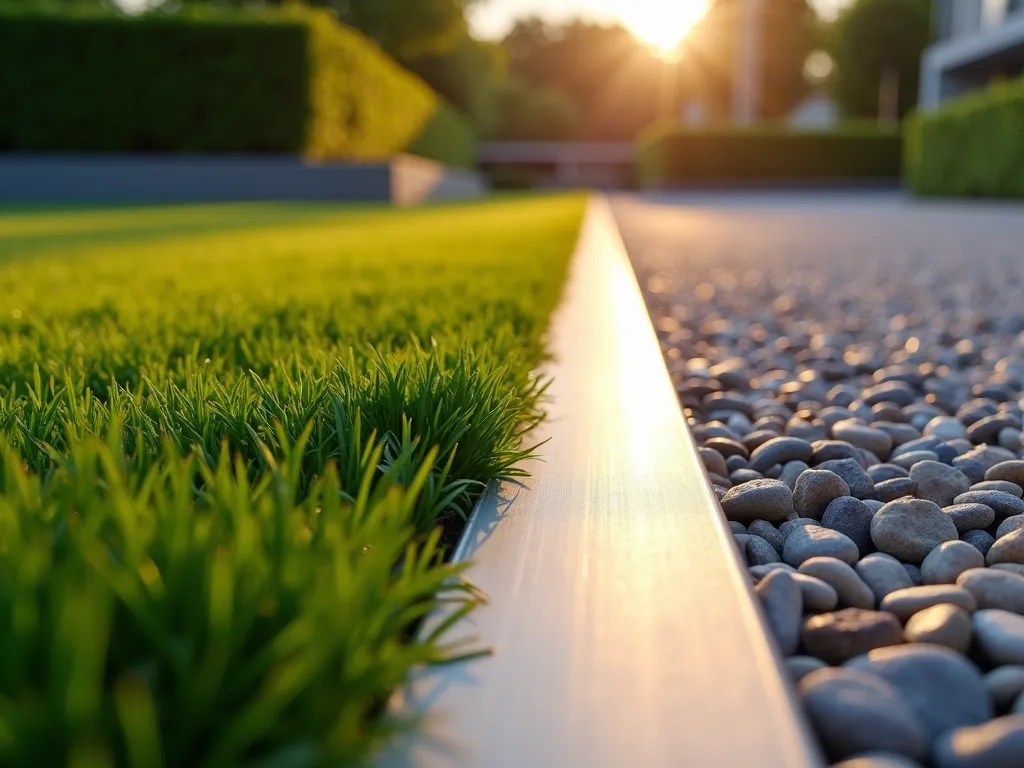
[0,194,587,766]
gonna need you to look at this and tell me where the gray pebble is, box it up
[725,454,750,473]
[973,480,1024,498]
[933,714,1024,768]
[903,603,973,653]
[720,478,795,523]
[730,468,763,484]
[984,666,1024,710]
[968,414,1020,445]
[822,496,875,555]
[818,458,878,500]
[871,498,959,564]
[903,563,923,586]
[746,534,782,566]
[926,416,970,441]
[802,609,904,665]
[786,655,828,684]
[909,460,972,507]
[749,436,814,473]
[779,459,809,489]
[755,570,802,656]
[793,469,851,520]
[705,436,749,459]
[749,562,796,582]
[892,450,940,470]
[921,541,987,585]
[800,557,876,609]
[974,609,1024,665]
[784,524,860,567]
[798,667,927,762]
[962,529,997,556]
[728,521,746,535]
[780,516,822,538]
[985,460,1024,487]
[864,499,885,513]
[812,440,862,465]
[988,528,1024,566]
[857,552,915,604]
[993,563,1024,576]
[833,420,894,460]
[944,503,997,533]
[879,585,977,622]
[996,515,1024,539]
[953,457,989,484]
[747,519,784,551]
[791,572,839,613]
[699,446,727,476]
[958,568,1024,614]
[869,463,911,482]
[954,490,1024,521]
[845,644,992,740]
[875,477,918,503]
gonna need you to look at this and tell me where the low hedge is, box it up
[637,124,903,186]
[406,102,477,168]
[0,5,474,163]
[906,76,1024,198]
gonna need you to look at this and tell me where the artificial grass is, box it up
[0,194,587,765]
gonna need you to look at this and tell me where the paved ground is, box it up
[612,192,1024,388]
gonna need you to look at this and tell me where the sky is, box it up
[469,0,852,43]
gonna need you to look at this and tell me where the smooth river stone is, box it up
[755,570,802,656]
[845,644,992,740]
[944,503,997,534]
[909,460,972,507]
[822,496,875,555]
[933,714,1024,768]
[871,498,959,564]
[802,608,903,665]
[786,655,828,684]
[720,478,795,523]
[921,540,986,585]
[954,490,1024,521]
[973,480,1024,498]
[791,572,839,613]
[973,610,1024,666]
[748,436,814,474]
[879,585,977,623]
[958,568,1024,615]
[818,458,878,500]
[903,604,972,653]
[856,552,914,604]
[793,468,851,520]
[996,515,1024,539]
[798,667,927,762]
[988,528,1024,566]
[800,557,876,609]
[784,525,860,567]
[984,665,1024,710]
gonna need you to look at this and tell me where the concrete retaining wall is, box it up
[0,154,487,205]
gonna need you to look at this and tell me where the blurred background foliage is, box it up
[4,0,934,145]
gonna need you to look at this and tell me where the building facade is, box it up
[920,0,1024,108]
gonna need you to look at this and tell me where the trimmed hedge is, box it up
[0,5,474,163]
[406,102,477,168]
[906,77,1024,198]
[637,124,903,186]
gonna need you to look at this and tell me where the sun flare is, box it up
[622,0,709,58]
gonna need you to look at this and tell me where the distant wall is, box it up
[0,156,486,206]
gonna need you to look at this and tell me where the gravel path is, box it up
[613,193,1024,768]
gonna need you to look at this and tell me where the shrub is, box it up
[0,4,474,163]
[406,102,477,168]
[637,123,903,187]
[906,76,1024,198]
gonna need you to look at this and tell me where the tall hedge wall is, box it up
[637,124,903,187]
[0,5,473,164]
[906,77,1024,198]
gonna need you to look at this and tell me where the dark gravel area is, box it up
[613,193,1024,768]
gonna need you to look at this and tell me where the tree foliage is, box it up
[679,0,817,120]
[829,0,931,119]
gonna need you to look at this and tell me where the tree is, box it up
[679,0,817,121]
[503,18,673,141]
[829,0,931,120]
[330,0,480,60]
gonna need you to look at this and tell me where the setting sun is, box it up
[622,0,709,57]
